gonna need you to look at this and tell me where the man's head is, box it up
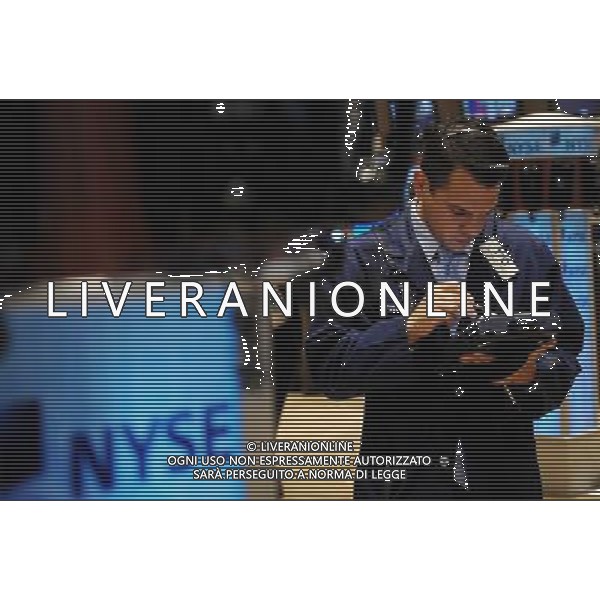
[413,119,509,252]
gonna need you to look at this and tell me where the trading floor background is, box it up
[1,99,599,499]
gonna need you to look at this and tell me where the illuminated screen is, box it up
[463,100,517,120]
[508,210,599,435]
[414,99,434,133]
[508,211,561,434]
[0,283,245,499]
[558,210,599,434]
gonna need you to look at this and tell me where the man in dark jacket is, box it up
[306,119,585,500]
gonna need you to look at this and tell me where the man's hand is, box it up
[407,282,476,346]
[492,339,557,386]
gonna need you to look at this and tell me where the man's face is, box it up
[415,166,500,252]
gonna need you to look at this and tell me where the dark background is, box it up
[0,99,419,293]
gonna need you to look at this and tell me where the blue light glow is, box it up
[0,284,245,499]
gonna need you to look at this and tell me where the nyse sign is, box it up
[69,404,235,499]
[498,127,599,158]
[0,286,246,499]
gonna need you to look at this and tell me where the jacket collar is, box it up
[378,204,502,295]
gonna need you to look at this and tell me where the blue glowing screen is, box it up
[508,210,598,435]
[0,283,245,499]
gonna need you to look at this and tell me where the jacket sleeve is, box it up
[508,242,585,421]
[305,242,420,400]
